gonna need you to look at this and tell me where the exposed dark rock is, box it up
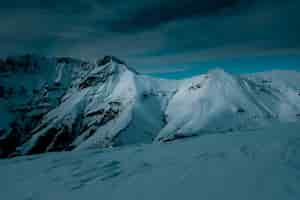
[81,128,97,142]
[108,101,121,107]
[96,56,138,74]
[32,89,39,94]
[142,93,149,99]
[0,59,6,72]
[162,133,198,143]
[79,76,100,89]
[57,57,71,64]
[47,126,73,152]
[97,56,126,66]
[259,87,271,94]
[65,144,76,151]
[0,85,4,98]
[24,111,83,155]
[237,107,246,113]
[80,61,90,68]
[189,83,202,90]
[5,57,16,71]
[86,109,105,117]
[141,90,164,99]
[4,54,36,72]
[26,128,59,155]
[19,86,27,96]
[79,68,115,89]
[262,79,271,84]
[56,57,81,65]
[90,103,122,127]
[0,128,6,135]
[10,106,32,113]
[162,114,168,125]
[0,128,20,158]
[7,87,14,96]
[31,123,49,136]
[0,110,47,156]
[100,108,120,125]
[53,82,61,87]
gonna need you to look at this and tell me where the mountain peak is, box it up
[96,55,126,66]
[96,55,139,74]
[205,68,235,82]
[207,68,228,76]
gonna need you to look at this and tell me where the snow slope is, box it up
[1,121,300,200]
[156,69,300,141]
[1,55,300,157]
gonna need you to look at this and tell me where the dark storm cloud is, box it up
[159,0,300,53]
[0,0,93,14]
[93,0,293,33]
[101,0,246,32]
[0,0,300,73]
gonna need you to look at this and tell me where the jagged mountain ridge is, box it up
[0,55,300,157]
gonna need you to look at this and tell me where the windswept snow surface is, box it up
[1,122,300,200]
[1,55,300,157]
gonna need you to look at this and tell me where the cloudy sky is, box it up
[1,0,300,75]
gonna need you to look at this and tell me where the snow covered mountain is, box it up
[1,55,300,158]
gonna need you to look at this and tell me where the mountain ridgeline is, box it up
[1,55,300,158]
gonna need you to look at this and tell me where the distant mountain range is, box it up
[1,55,300,158]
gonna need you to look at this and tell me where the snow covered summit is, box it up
[1,55,300,157]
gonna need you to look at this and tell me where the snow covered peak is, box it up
[96,56,138,75]
[77,56,136,91]
[206,68,236,82]
[97,56,126,66]
[207,68,227,75]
